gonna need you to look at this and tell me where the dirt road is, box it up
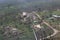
[33,12,59,40]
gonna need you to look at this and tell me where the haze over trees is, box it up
[0,0,60,40]
[0,0,60,12]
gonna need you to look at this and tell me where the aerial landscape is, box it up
[0,0,60,40]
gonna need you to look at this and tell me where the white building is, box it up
[22,12,27,16]
[49,15,60,20]
[34,24,42,29]
[53,15,60,18]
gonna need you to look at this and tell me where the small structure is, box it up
[22,12,27,16]
[12,28,17,31]
[52,15,60,18]
[34,21,38,23]
[33,24,42,31]
[49,15,60,20]
[34,24,42,29]
[52,15,60,20]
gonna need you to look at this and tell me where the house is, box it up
[20,12,27,18]
[22,12,27,17]
[33,24,42,31]
[34,24,42,29]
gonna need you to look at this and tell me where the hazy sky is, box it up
[0,0,59,3]
[0,0,5,2]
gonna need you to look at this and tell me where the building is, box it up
[33,24,42,31]
[52,15,60,18]
[49,15,60,20]
[22,12,27,17]
[34,24,42,29]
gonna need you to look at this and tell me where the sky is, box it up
[0,0,5,2]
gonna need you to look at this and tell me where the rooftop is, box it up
[34,24,42,28]
[53,15,60,17]
[22,12,27,16]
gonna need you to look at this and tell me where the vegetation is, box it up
[0,0,60,40]
[38,10,60,29]
[0,11,35,40]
